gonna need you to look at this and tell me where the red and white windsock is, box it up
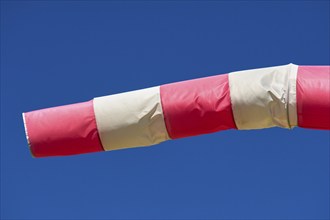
[22,64,330,157]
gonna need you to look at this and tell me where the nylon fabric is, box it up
[297,66,330,130]
[160,74,236,139]
[228,64,298,130]
[23,101,104,157]
[93,86,170,151]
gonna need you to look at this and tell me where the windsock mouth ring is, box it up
[22,113,35,158]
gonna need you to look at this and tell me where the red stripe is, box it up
[24,100,104,157]
[160,74,237,139]
[297,66,330,130]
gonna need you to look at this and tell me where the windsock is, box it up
[22,64,330,157]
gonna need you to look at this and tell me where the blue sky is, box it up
[1,1,329,219]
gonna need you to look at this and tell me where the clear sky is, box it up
[1,1,329,219]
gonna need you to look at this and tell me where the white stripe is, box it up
[93,86,170,151]
[229,64,298,130]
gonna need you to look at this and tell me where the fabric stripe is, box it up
[160,74,236,139]
[93,86,170,151]
[297,66,330,130]
[228,64,298,130]
[23,100,104,157]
